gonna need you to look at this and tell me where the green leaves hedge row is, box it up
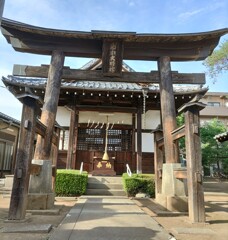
[55,170,88,196]
[122,173,155,197]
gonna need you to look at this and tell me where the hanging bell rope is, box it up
[102,116,109,161]
[142,89,148,129]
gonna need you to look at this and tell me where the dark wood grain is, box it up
[34,50,64,160]
[8,97,36,220]
[13,64,205,84]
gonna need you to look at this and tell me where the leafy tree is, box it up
[176,113,186,160]
[203,40,228,82]
[200,119,228,175]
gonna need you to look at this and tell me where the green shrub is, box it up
[122,173,155,197]
[55,169,88,196]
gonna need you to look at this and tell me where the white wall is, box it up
[79,111,132,125]
[56,108,132,127]
[136,110,161,153]
[143,110,161,129]
[56,107,71,126]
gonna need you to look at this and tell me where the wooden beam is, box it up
[13,64,206,84]
[157,137,164,148]
[158,56,179,163]
[35,119,58,146]
[156,125,185,147]
[34,50,65,160]
[171,125,185,141]
[74,105,138,113]
[8,97,36,220]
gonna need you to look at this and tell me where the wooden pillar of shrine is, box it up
[66,107,78,169]
[29,50,64,210]
[183,102,206,223]
[72,110,79,169]
[158,56,178,163]
[153,129,163,196]
[8,96,37,220]
[136,107,142,174]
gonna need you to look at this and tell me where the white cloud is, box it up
[177,0,227,23]
[178,8,204,20]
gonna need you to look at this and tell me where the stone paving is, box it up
[49,196,172,240]
[0,178,227,240]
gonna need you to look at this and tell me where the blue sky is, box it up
[0,0,228,120]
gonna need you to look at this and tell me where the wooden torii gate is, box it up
[1,18,227,222]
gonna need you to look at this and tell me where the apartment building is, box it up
[200,92,228,126]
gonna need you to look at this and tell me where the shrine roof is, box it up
[2,75,207,94]
[1,18,228,61]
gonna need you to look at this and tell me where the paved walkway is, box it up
[49,196,172,240]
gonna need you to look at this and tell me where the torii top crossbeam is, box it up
[1,18,228,61]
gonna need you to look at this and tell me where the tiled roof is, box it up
[0,112,20,126]
[3,76,205,94]
[214,132,228,142]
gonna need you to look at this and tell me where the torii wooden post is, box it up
[158,56,179,163]
[29,50,64,210]
[183,102,206,223]
[34,50,65,160]
[8,96,37,220]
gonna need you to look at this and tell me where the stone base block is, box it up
[27,193,55,210]
[156,193,188,212]
[4,175,14,189]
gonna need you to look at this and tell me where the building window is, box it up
[77,128,132,152]
[207,102,220,107]
[0,141,13,173]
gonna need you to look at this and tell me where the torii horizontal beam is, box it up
[13,64,205,84]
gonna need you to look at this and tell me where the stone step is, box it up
[0,178,5,185]
[0,187,12,198]
[86,176,125,196]
[88,176,123,184]
[0,187,12,195]
[87,183,123,190]
[86,189,126,196]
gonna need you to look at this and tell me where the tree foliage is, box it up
[203,40,228,81]
[200,119,228,175]
[176,113,185,154]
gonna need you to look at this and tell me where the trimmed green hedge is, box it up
[55,170,88,196]
[122,173,155,197]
